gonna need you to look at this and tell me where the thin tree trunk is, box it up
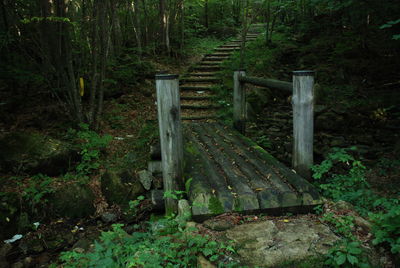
[133,0,142,57]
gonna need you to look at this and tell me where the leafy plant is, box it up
[311,147,373,209]
[22,174,55,210]
[322,212,355,239]
[325,240,369,268]
[369,198,400,253]
[60,220,239,267]
[68,123,112,177]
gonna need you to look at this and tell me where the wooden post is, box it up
[233,70,246,134]
[292,71,314,179]
[155,74,184,214]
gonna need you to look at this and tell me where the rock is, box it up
[19,237,44,254]
[138,170,153,190]
[315,112,345,131]
[73,238,93,252]
[150,142,162,160]
[204,218,235,231]
[101,212,118,223]
[330,136,346,147]
[225,219,340,267]
[177,199,191,222]
[11,261,24,268]
[0,243,12,266]
[151,189,164,211]
[51,183,95,218]
[332,200,354,211]
[101,170,145,207]
[268,127,281,132]
[148,161,162,175]
[197,255,216,268]
[0,132,78,176]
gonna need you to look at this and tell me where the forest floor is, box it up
[1,31,399,267]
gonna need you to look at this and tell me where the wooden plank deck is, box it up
[183,122,322,220]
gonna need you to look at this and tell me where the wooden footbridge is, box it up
[155,25,322,219]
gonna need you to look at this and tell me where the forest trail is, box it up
[173,25,323,219]
[179,27,260,120]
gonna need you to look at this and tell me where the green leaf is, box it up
[347,254,359,265]
[335,254,346,265]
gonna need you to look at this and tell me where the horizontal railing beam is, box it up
[239,76,292,94]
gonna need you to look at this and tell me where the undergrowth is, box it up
[59,218,239,268]
[312,147,400,266]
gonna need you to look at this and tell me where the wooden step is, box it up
[182,116,217,121]
[199,62,222,66]
[206,53,231,57]
[181,95,213,100]
[192,66,221,71]
[181,104,219,110]
[181,78,220,83]
[202,57,229,61]
[219,45,241,48]
[214,48,239,52]
[181,86,213,91]
[184,73,217,77]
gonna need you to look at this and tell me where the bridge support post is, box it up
[233,70,247,134]
[292,71,314,179]
[292,71,314,178]
[155,74,184,215]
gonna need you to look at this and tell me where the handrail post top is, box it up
[293,70,315,76]
[155,73,179,80]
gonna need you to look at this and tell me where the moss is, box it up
[234,198,243,212]
[279,256,325,268]
[208,196,224,215]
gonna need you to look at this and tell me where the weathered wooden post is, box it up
[155,74,184,214]
[233,70,246,134]
[292,71,314,179]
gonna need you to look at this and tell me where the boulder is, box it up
[101,169,145,207]
[51,183,95,218]
[0,132,78,176]
[225,219,340,267]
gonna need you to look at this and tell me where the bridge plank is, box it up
[193,124,260,213]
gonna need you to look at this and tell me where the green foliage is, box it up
[68,123,112,177]
[325,240,369,268]
[255,134,272,149]
[311,147,372,208]
[322,212,355,239]
[60,220,238,267]
[369,198,400,253]
[313,149,400,254]
[109,53,155,86]
[209,196,224,215]
[22,174,54,207]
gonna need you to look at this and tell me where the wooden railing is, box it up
[233,70,315,179]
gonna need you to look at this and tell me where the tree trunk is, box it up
[133,0,142,57]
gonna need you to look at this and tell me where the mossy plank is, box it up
[192,124,259,212]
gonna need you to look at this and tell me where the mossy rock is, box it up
[101,169,145,207]
[0,132,78,176]
[51,183,95,218]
